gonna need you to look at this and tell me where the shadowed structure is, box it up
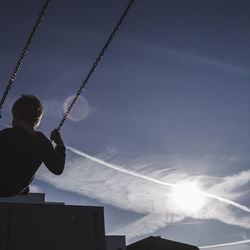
[0,194,105,250]
[127,236,200,250]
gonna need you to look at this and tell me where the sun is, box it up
[171,182,205,214]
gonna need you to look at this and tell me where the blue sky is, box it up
[1,0,250,249]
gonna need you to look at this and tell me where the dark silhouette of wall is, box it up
[0,202,105,250]
[127,236,200,250]
[106,235,126,250]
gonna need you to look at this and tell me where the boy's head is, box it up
[12,95,43,127]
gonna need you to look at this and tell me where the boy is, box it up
[0,94,66,197]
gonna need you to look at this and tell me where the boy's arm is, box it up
[42,130,66,175]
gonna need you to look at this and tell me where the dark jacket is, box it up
[0,126,66,197]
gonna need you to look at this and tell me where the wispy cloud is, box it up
[112,213,185,240]
[124,38,250,76]
[67,146,250,213]
[36,146,250,243]
[199,239,250,249]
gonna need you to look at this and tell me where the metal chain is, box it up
[0,0,50,118]
[57,0,135,131]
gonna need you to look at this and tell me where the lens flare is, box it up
[64,95,89,122]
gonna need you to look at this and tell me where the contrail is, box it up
[67,146,179,188]
[199,239,250,248]
[67,146,250,214]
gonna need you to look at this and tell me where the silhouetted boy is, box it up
[0,95,66,197]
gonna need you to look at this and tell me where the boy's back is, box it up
[0,95,66,197]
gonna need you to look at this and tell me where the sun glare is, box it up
[171,182,205,214]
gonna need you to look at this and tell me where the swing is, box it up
[0,0,50,119]
[0,0,135,132]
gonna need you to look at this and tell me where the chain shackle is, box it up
[57,0,134,131]
[0,0,50,119]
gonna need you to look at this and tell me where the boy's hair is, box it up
[12,95,43,125]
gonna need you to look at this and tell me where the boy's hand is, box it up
[50,129,64,146]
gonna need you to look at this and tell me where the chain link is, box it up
[57,0,134,131]
[0,0,50,118]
